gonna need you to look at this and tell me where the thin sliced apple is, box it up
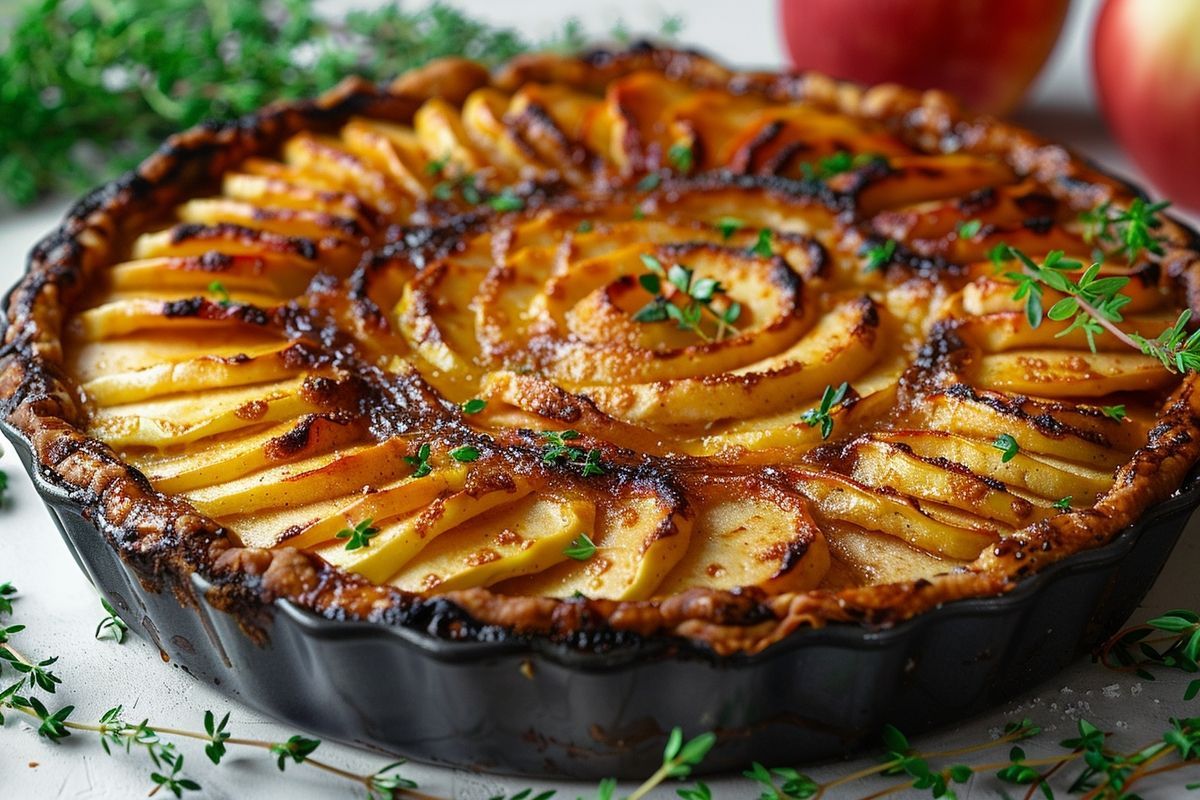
[389,494,595,594]
[81,342,304,405]
[872,430,1113,501]
[88,377,317,448]
[974,349,1175,397]
[792,470,996,560]
[185,437,413,517]
[497,494,692,600]
[581,297,881,426]
[319,479,535,583]
[655,487,828,596]
[847,437,1041,526]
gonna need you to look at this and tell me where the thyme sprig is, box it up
[632,253,742,342]
[1099,609,1200,701]
[800,382,850,440]
[94,598,129,644]
[1080,198,1172,263]
[1002,243,1200,373]
[336,518,380,551]
[540,430,604,476]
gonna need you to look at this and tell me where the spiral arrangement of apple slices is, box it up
[62,55,1186,605]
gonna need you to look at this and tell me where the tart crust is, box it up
[4,45,1200,656]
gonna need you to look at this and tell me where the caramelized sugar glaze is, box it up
[5,47,1200,653]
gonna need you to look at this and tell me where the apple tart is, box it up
[4,46,1200,655]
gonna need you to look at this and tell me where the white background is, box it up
[2,0,1199,797]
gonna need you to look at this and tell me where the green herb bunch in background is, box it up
[0,0,669,207]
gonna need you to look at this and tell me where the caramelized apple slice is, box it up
[319,476,535,583]
[974,350,1175,397]
[498,493,692,600]
[846,437,1044,526]
[792,470,997,560]
[389,494,595,594]
[88,377,319,448]
[655,482,829,595]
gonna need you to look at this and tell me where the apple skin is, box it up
[1094,0,1200,212]
[778,0,1070,115]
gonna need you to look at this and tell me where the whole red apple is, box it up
[778,0,1070,116]
[1094,0,1200,212]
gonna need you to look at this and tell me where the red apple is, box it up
[778,0,1070,116]
[1094,0,1200,212]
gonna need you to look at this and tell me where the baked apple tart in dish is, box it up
[4,46,1200,776]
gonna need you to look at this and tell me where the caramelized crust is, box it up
[4,45,1200,655]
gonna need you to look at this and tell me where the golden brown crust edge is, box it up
[4,44,1200,656]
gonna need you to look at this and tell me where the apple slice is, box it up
[496,493,692,600]
[872,430,1113,501]
[81,341,304,405]
[905,388,1124,469]
[185,437,413,517]
[581,297,882,426]
[88,377,317,448]
[846,437,1043,526]
[139,414,364,494]
[222,171,370,220]
[282,133,410,217]
[974,349,1176,397]
[340,117,435,199]
[388,494,595,594]
[176,198,368,244]
[655,486,829,596]
[319,479,535,583]
[857,154,1016,215]
[792,470,997,560]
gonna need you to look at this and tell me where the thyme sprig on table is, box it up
[1099,609,1200,701]
[4,578,1200,798]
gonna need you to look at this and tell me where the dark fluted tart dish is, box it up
[4,45,1200,777]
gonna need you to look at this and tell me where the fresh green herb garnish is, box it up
[988,242,1014,271]
[800,382,850,440]
[563,533,597,561]
[992,433,1020,462]
[449,445,480,462]
[487,189,525,212]
[714,216,744,240]
[1080,198,1171,263]
[957,219,983,239]
[404,443,433,478]
[94,599,128,645]
[668,141,694,173]
[461,398,487,415]
[1100,404,1126,421]
[576,220,594,233]
[632,253,740,341]
[207,281,231,307]
[1002,242,1200,372]
[800,150,883,182]
[862,239,897,272]
[335,518,380,551]
[540,431,605,477]
[636,172,662,192]
[1054,496,1073,511]
[751,228,774,258]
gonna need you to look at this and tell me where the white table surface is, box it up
[3,1,1199,797]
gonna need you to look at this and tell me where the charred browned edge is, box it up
[3,45,1200,656]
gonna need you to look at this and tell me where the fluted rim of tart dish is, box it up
[4,43,1200,656]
